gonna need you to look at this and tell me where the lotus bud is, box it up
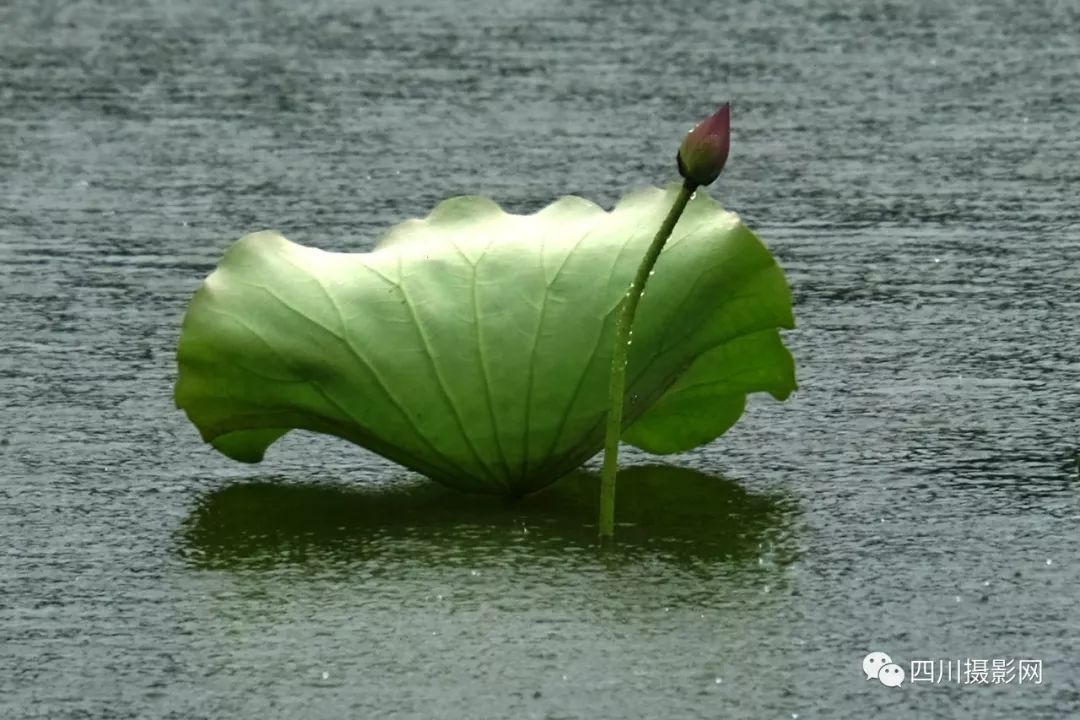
[676,103,731,187]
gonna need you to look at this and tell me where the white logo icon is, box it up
[878,663,905,687]
[863,651,893,680]
[863,651,905,687]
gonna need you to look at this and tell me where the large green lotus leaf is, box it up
[175,184,796,494]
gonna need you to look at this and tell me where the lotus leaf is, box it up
[175,184,795,494]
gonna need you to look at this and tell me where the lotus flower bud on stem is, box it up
[599,102,732,541]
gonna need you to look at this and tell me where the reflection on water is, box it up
[180,464,797,569]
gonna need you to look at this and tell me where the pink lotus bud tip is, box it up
[676,103,731,187]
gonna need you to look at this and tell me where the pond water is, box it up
[2,0,1078,717]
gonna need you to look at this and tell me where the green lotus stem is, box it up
[598,102,731,540]
[599,179,697,539]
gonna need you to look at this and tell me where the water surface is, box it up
[2,0,1078,717]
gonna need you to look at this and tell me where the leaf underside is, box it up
[175,184,796,494]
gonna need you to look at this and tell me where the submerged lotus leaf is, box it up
[175,184,796,494]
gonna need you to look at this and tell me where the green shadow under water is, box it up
[180,464,797,569]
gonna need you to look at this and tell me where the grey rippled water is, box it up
[1,0,1078,718]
